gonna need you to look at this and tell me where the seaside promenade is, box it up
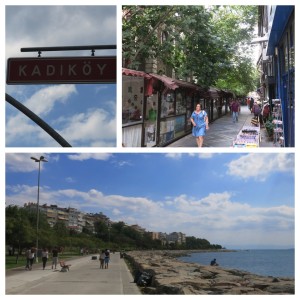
[6,252,141,295]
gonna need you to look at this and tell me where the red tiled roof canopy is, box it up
[172,78,201,90]
[123,69,234,97]
[122,68,151,79]
[149,73,178,90]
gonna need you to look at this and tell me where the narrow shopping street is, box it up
[167,105,273,147]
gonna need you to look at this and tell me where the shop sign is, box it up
[6,56,116,84]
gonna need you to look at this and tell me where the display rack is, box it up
[233,126,260,148]
[272,99,284,147]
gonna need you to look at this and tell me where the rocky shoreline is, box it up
[124,250,294,295]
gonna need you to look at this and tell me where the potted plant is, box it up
[264,117,275,139]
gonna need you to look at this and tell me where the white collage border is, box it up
[1,0,298,299]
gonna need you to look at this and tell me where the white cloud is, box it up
[6,114,41,146]
[6,103,116,147]
[227,153,294,181]
[165,153,183,160]
[165,153,215,160]
[6,185,294,249]
[25,85,77,116]
[67,153,113,161]
[6,6,116,59]
[58,108,116,147]
[6,153,48,172]
[65,177,76,183]
[5,85,78,146]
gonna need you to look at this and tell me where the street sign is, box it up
[6,56,116,84]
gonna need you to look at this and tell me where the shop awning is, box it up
[221,89,235,98]
[149,73,179,90]
[202,87,222,98]
[172,78,201,91]
[122,68,151,79]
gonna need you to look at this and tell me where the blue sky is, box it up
[6,153,295,249]
[5,5,116,147]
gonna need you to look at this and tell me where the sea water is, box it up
[179,249,294,278]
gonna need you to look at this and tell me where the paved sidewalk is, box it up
[6,253,141,295]
[167,105,273,147]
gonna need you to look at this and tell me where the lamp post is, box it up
[31,156,48,262]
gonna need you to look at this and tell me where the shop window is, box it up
[186,95,192,127]
[122,75,144,124]
[144,94,158,147]
[174,115,185,138]
[284,39,289,73]
[289,23,294,68]
[176,91,186,115]
[159,117,175,145]
[122,124,142,147]
[161,92,175,118]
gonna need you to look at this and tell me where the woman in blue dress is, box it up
[190,103,209,147]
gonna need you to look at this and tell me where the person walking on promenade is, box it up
[42,248,49,270]
[104,249,110,269]
[25,247,31,270]
[28,248,35,270]
[51,246,59,270]
[231,99,240,123]
[99,250,105,269]
[190,103,209,147]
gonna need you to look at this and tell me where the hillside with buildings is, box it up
[6,203,222,252]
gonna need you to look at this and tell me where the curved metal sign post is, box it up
[6,93,72,147]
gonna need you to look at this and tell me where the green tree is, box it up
[6,205,35,253]
[123,5,259,94]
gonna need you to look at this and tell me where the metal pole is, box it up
[6,94,72,147]
[31,156,47,263]
[36,161,41,263]
[21,45,116,52]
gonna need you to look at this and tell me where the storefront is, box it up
[122,68,233,147]
[202,88,232,123]
[122,68,152,147]
[151,74,201,146]
[266,6,294,147]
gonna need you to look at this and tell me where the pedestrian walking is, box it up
[231,99,240,123]
[51,246,59,269]
[104,249,110,269]
[249,97,254,112]
[262,103,270,123]
[28,248,35,270]
[190,103,209,147]
[42,248,49,270]
[99,250,105,269]
[25,247,31,270]
[246,97,251,110]
[252,101,262,124]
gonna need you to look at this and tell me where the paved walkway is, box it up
[167,105,273,147]
[6,253,141,295]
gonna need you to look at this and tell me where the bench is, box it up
[60,261,71,272]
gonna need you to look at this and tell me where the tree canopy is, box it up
[123,5,259,96]
[6,205,222,253]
